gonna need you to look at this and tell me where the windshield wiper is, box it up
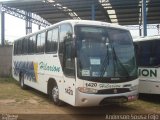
[112,47,129,77]
[100,46,109,77]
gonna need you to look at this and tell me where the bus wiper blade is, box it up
[112,47,129,77]
[100,47,109,77]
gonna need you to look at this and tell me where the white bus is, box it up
[12,20,138,106]
[134,35,160,94]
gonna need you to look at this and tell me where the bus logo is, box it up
[138,68,157,78]
[39,61,60,72]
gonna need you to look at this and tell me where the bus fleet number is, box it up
[85,83,97,87]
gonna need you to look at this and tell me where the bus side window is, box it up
[59,24,70,65]
[22,38,28,54]
[134,43,139,65]
[138,40,159,67]
[28,37,32,54]
[64,37,75,76]
[28,36,36,54]
[36,32,45,53]
[14,41,18,55]
[46,28,58,53]
[144,40,159,67]
[17,40,22,55]
[59,24,75,77]
[152,40,160,66]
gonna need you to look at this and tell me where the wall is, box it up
[0,45,12,77]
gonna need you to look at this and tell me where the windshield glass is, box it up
[108,28,137,77]
[75,25,137,80]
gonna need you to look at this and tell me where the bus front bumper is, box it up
[75,90,138,106]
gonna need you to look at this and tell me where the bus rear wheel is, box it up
[50,84,64,106]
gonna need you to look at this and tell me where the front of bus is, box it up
[74,23,139,106]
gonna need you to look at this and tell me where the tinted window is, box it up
[36,32,45,53]
[75,26,137,80]
[59,24,72,54]
[63,39,75,76]
[59,24,75,76]
[17,40,22,55]
[14,41,18,55]
[22,38,28,54]
[46,28,58,53]
[28,36,36,54]
[135,40,160,67]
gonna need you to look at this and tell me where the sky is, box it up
[5,14,40,42]
[1,13,159,44]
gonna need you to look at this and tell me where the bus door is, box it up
[62,39,76,105]
[58,24,76,105]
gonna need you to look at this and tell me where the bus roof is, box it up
[14,20,128,41]
[133,35,160,42]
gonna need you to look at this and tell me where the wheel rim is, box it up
[52,86,59,103]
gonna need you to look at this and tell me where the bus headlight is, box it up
[78,87,98,94]
[130,85,138,91]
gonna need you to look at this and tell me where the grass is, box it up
[0,77,36,99]
[0,77,50,106]
[0,77,160,114]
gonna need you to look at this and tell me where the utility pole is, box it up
[142,0,147,36]
[0,3,5,46]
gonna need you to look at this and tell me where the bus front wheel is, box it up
[50,84,64,106]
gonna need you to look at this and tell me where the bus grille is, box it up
[99,96,128,105]
[97,88,130,94]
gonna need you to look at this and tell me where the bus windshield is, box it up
[75,25,137,81]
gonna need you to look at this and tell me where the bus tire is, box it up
[20,73,27,89]
[49,83,64,106]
